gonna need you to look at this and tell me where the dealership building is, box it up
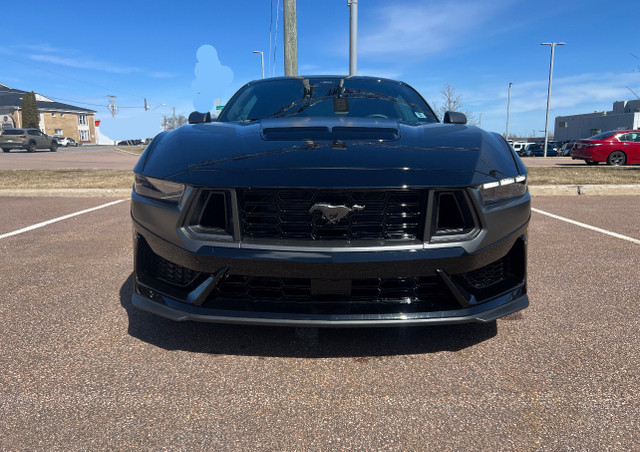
[554,99,640,141]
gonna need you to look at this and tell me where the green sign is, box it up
[216,105,225,111]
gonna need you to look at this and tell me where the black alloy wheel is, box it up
[606,151,626,166]
[2,148,9,153]
[50,142,58,152]
[27,142,36,152]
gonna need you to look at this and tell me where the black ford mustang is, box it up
[131,76,530,327]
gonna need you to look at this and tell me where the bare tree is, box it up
[161,114,188,131]
[433,84,478,126]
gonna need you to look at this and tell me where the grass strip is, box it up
[0,169,133,189]
[526,166,640,185]
[0,166,638,189]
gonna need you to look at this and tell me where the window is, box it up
[51,113,56,117]
[558,121,568,128]
[590,129,602,136]
[55,129,63,136]
[619,133,640,142]
[78,115,87,125]
[79,130,89,141]
[60,114,64,118]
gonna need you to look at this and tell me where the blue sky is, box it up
[1,0,638,141]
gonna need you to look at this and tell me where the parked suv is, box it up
[0,128,58,152]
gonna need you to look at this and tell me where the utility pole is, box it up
[107,95,118,117]
[348,0,358,76]
[506,82,513,138]
[541,42,565,157]
[283,0,298,76]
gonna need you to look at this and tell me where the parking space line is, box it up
[0,199,127,240]
[532,207,640,245]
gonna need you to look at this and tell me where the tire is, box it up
[585,160,599,165]
[606,151,626,166]
[2,148,9,153]
[50,142,58,152]
[27,142,36,153]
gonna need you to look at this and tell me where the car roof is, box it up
[243,75,408,87]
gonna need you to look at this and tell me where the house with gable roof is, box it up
[0,83,97,144]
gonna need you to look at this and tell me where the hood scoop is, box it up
[261,126,399,141]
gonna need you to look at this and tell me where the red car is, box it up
[570,130,640,165]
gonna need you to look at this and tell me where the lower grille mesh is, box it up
[212,275,456,306]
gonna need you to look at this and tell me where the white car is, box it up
[54,136,69,146]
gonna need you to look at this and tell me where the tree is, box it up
[21,91,39,129]
[161,114,188,131]
[433,84,479,126]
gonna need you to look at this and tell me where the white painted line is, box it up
[0,199,127,240]
[532,207,640,245]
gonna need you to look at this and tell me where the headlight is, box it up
[134,175,185,203]
[479,175,527,204]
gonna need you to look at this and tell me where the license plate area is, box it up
[311,279,352,296]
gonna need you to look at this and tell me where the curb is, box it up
[528,184,640,196]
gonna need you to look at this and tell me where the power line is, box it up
[273,0,280,77]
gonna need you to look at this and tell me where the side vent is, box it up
[430,191,477,242]
[188,191,233,238]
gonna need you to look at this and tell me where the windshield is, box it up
[2,129,24,135]
[218,77,439,124]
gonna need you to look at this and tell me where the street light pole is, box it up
[541,42,565,157]
[253,51,265,79]
[348,0,358,76]
[506,82,513,138]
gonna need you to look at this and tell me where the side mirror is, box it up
[443,111,467,125]
[188,111,212,124]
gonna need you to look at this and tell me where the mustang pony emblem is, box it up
[309,203,365,224]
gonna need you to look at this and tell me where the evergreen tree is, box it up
[21,91,40,129]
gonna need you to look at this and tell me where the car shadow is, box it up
[120,273,498,358]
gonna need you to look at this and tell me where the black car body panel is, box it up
[131,76,530,327]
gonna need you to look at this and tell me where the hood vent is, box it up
[261,126,399,141]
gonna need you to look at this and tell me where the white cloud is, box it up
[359,1,498,59]
[25,51,177,79]
[28,54,139,74]
[458,71,640,137]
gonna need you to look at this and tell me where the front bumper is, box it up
[132,218,529,327]
[132,290,528,327]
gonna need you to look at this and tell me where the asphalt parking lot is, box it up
[1,150,639,450]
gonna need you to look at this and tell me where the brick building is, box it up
[0,83,97,144]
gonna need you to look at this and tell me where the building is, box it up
[0,83,97,144]
[555,99,640,142]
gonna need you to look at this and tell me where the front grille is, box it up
[238,189,426,241]
[209,275,458,308]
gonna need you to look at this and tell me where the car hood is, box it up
[135,117,523,188]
